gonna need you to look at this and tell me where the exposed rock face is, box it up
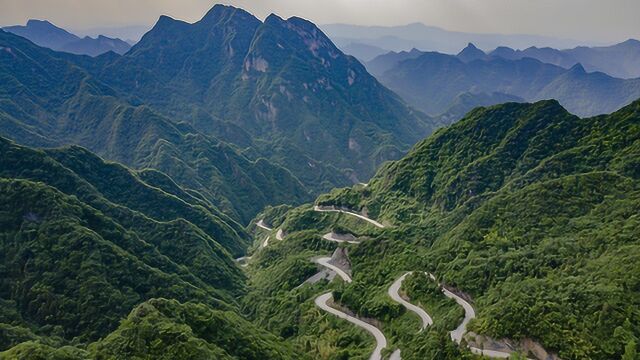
[465,332,561,360]
[519,338,562,360]
[329,247,351,276]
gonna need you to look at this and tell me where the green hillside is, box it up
[244,100,640,359]
[0,29,309,224]
[0,137,307,358]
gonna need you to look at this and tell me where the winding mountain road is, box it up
[256,219,273,231]
[314,205,385,228]
[314,257,352,283]
[315,292,387,360]
[235,256,252,267]
[434,275,517,358]
[267,207,520,359]
[440,287,476,343]
[322,232,360,244]
[255,220,274,248]
[388,272,433,331]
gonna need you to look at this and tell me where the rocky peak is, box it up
[457,42,487,62]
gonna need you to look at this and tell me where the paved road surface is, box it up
[235,256,252,267]
[389,349,401,360]
[314,205,385,228]
[388,272,433,331]
[315,292,387,360]
[322,232,360,244]
[256,219,273,231]
[315,257,352,283]
[436,275,518,358]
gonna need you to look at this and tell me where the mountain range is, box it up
[0,27,309,224]
[368,43,640,118]
[489,39,640,79]
[71,5,437,191]
[322,22,589,61]
[0,136,303,359]
[3,19,131,56]
[0,5,437,223]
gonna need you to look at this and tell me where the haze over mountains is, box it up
[3,19,131,56]
[368,43,640,118]
[322,22,590,61]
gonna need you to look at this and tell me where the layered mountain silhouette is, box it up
[3,19,131,56]
[322,22,585,59]
[489,39,640,79]
[370,44,640,118]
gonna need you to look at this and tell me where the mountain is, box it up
[376,49,640,117]
[339,41,388,62]
[322,22,588,56]
[3,19,131,56]
[0,136,303,358]
[3,19,78,50]
[60,34,131,56]
[259,99,639,359]
[85,5,436,189]
[365,48,425,77]
[0,136,241,343]
[0,28,309,224]
[437,91,524,124]
[489,39,640,79]
[456,42,487,62]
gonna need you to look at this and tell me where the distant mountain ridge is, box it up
[489,39,640,79]
[369,43,640,118]
[322,22,589,60]
[3,19,131,56]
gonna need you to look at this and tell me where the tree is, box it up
[622,340,637,360]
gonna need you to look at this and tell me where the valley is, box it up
[0,2,639,360]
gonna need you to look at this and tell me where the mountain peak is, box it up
[465,42,479,50]
[457,42,486,62]
[264,13,285,24]
[25,19,55,28]
[569,63,586,74]
[199,3,257,25]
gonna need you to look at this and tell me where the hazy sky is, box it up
[2,0,639,43]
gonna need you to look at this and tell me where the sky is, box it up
[2,0,639,43]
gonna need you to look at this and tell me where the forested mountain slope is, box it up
[246,100,640,359]
[0,137,306,359]
[87,5,436,188]
[0,29,309,223]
